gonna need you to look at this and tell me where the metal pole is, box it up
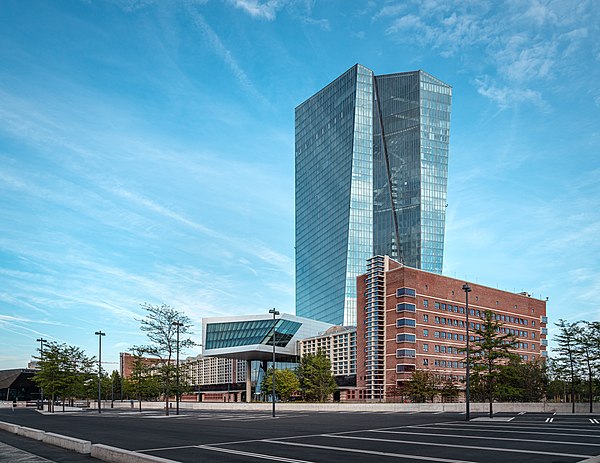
[268,308,279,417]
[172,322,183,416]
[462,284,471,421]
[95,331,105,413]
[36,338,47,409]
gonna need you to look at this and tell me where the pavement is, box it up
[1,407,599,462]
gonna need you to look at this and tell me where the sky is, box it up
[0,0,599,370]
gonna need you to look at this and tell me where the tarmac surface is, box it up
[1,407,599,462]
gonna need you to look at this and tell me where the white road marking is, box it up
[196,445,317,463]
[372,429,600,447]
[262,439,478,463]
[321,433,590,459]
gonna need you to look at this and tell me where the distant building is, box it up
[119,352,173,379]
[356,256,548,401]
[0,369,40,401]
[202,313,333,402]
[298,326,356,377]
[296,64,452,326]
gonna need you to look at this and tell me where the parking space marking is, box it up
[196,445,316,463]
[410,422,600,437]
[262,439,477,463]
[322,433,591,459]
[372,429,600,447]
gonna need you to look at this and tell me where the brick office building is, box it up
[356,256,548,401]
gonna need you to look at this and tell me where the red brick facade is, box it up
[357,256,547,401]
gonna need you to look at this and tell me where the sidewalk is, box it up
[0,430,96,462]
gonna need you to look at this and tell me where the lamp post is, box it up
[268,308,279,418]
[172,321,184,416]
[95,331,105,413]
[36,338,47,410]
[462,284,472,421]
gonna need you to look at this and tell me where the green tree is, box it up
[574,322,600,413]
[261,368,300,402]
[554,319,580,413]
[138,303,195,415]
[439,377,459,403]
[469,310,518,417]
[123,347,161,411]
[297,352,337,402]
[405,369,437,402]
[32,342,95,412]
[495,357,548,402]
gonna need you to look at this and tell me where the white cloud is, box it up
[227,0,285,20]
[474,77,549,111]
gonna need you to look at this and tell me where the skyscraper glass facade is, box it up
[296,65,451,326]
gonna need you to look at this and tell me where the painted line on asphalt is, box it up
[407,424,600,439]
[372,429,600,447]
[321,433,591,459]
[415,421,600,434]
[261,439,478,463]
[196,445,316,463]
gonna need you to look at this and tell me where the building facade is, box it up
[297,325,357,377]
[356,256,548,401]
[296,65,451,326]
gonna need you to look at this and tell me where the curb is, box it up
[0,421,175,462]
[91,444,178,463]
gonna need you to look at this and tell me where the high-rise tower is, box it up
[295,64,451,326]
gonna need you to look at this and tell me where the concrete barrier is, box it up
[16,426,44,440]
[91,444,179,463]
[0,421,19,433]
[43,432,91,454]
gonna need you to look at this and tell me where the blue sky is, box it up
[0,0,598,369]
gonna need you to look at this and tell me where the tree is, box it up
[554,319,580,413]
[137,303,195,415]
[297,351,337,402]
[494,357,548,402]
[32,342,95,412]
[574,322,600,413]
[123,347,161,411]
[261,368,300,402]
[439,377,459,403]
[469,310,518,417]
[405,369,437,402]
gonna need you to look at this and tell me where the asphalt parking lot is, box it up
[1,408,599,462]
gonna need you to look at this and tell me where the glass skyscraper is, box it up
[295,64,451,326]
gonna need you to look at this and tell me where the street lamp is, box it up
[462,284,472,421]
[95,331,106,413]
[172,321,184,416]
[268,308,279,418]
[36,338,47,410]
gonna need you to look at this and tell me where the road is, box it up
[1,408,599,462]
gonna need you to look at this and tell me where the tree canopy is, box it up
[297,351,337,402]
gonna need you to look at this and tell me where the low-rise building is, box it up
[356,256,548,401]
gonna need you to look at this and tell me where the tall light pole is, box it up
[462,284,472,421]
[36,338,47,410]
[268,308,279,418]
[172,321,184,416]
[95,331,106,413]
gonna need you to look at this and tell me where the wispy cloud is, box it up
[227,0,285,20]
[185,6,269,106]
[378,0,597,109]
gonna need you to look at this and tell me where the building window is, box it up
[423,299,429,308]
[396,318,416,328]
[423,359,429,366]
[396,288,416,297]
[396,349,416,358]
[423,344,429,352]
[396,364,416,373]
[423,314,429,322]
[396,303,416,313]
[397,333,416,343]
[423,329,429,337]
